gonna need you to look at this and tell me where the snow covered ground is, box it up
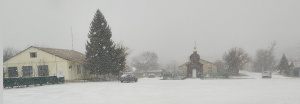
[3,71,300,104]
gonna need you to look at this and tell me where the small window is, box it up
[208,68,212,73]
[77,65,82,74]
[38,65,49,76]
[22,66,33,77]
[8,67,18,77]
[30,52,37,58]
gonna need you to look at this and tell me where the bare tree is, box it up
[223,47,251,76]
[214,60,226,72]
[131,51,159,72]
[252,42,276,72]
[3,47,20,62]
[163,60,178,71]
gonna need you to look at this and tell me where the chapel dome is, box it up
[190,51,200,63]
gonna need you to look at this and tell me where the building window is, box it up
[77,65,82,74]
[30,52,37,58]
[208,67,212,73]
[38,65,49,76]
[22,66,33,77]
[8,67,18,77]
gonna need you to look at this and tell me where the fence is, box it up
[162,71,186,80]
[162,70,230,80]
[3,76,64,88]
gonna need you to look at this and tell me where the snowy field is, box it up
[3,71,300,104]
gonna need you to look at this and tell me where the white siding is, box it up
[3,47,84,80]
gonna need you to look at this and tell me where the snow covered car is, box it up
[120,74,138,83]
[262,71,272,78]
[148,73,155,78]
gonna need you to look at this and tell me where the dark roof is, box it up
[33,46,86,63]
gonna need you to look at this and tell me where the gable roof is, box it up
[33,46,86,63]
[5,46,86,63]
[200,59,215,65]
[179,59,216,68]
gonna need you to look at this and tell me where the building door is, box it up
[70,65,75,80]
[192,69,196,78]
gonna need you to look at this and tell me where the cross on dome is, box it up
[194,41,197,52]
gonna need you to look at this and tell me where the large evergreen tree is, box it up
[106,43,128,76]
[113,44,129,75]
[277,54,291,76]
[85,10,115,76]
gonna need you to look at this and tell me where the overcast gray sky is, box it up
[1,0,300,65]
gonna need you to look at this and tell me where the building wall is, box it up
[200,60,217,73]
[178,64,187,72]
[178,59,217,74]
[67,61,85,80]
[3,47,84,81]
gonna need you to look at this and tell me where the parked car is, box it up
[120,74,138,83]
[148,73,155,78]
[262,71,272,78]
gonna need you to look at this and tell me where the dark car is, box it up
[120,74,138,83]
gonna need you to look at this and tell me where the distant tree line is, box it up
[252,42,293,76]
[216,42,295,77]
